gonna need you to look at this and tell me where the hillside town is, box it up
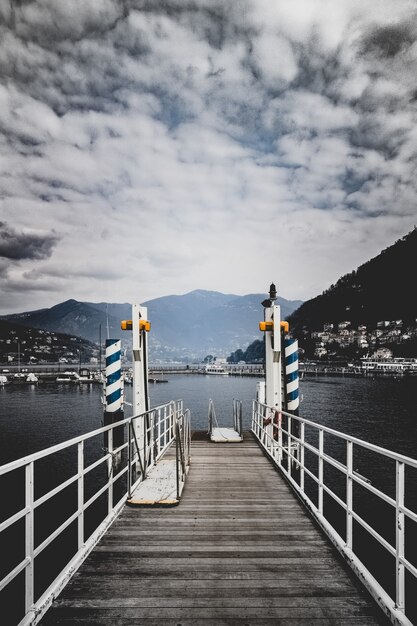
[0,324,97,365]
[305,319,417,360]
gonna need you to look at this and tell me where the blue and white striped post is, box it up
[104,339,124,467]
[284,337,300,462]
[284,338,299,414]
[105,339,123,413]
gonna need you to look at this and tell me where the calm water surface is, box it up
[0,374,416,463]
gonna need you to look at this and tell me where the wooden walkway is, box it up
[42,432,387,625]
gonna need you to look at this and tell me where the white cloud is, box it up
[252,31,298,86]
[0,0,417,313]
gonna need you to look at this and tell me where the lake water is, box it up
[1,374,417,624]
[0,374,416,464]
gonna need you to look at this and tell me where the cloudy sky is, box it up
[1,0,417,314]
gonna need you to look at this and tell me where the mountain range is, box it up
[1,290,303,361]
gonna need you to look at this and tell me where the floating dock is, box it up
[41,433,385,625]
[209,426,243,442]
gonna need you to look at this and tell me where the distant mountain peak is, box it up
[0,289,303,360]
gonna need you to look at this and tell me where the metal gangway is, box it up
[207,398,243,442]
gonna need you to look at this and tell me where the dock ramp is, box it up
[41,432,386,625]
[208,398,243,442]
[127,407,190,507]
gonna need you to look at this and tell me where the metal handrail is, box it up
[251,400,416,626]
[233,399,243,436]
[0,400,184,626]
[175,408,191,500]
[207,398,215,436]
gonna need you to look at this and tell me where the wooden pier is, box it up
[41,433,387,625]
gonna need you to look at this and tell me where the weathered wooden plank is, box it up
[53,597,376,609]
[78,558,352,575]
[42,605,382,621]
[61,583,365,599]
[100,536,329,545]
[41,617,382,626]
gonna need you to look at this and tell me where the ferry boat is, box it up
[360,356,417,374]
[204,364,229,375]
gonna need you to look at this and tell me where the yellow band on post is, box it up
[121,320,151,331]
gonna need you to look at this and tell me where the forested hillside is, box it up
[289,228,417,332]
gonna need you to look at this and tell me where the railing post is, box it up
[300,422,305,492]
[175,424,180,500]
[163,405,167,448]
[25,462,34,614]
[318,429,324,514]
[127,421,132,498]
[287,415,292,476]
[170,403,175,441]
[396,460,405,611]
[157,407,161,457]
[278,411,282,466]
[107,428,113,515]
[346,440,353,549]
[143,415,147,476]
[150,410,155,466]
[77,441,84,549]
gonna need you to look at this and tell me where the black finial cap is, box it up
[269,283,277,301]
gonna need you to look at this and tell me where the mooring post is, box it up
[131,304,150,475]
[104,338,124,470]
[259,284,283,456]
[284,336,300,466]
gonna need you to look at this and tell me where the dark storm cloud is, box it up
[0,0,249,119]
[0,221,60,261]
[361,23,415,59]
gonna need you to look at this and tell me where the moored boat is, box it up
[204,364,229,375]
[56,371,81,383]
[361,356,417,374]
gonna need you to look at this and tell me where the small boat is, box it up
[26,373,39,384]
[56,371,80,383]
[78,369,96,383]
[13,373,26,381]
[0,375,8,386]
[148,377,168,384]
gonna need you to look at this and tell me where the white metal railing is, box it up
[0,400,186,626]
[252,400,417,626]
